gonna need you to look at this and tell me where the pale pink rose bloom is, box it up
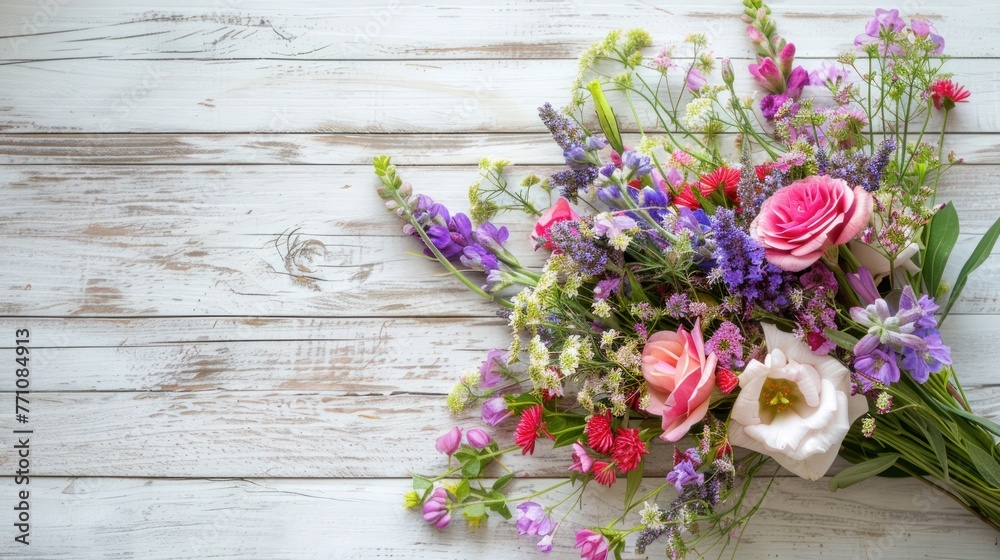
[641,319,718,442]
[751,175,873,272]
[531,198,579,250]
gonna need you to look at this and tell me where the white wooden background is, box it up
[0,1,998,558]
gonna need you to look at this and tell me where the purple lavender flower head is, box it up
[538,102,583,150]
[516,502,556,537]
[479,348,508,388]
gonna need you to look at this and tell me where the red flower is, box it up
[700,167,741,202]
[592,461,618,486]
[671,182,713,210]
[514,405,549,455]
[585,412,614,454]
[716,441,733,460]
[930,79,970,111]
[610,428,649,473]
[715,367,739,395]
[755,163,775,182]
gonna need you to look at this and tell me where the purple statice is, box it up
[793,264,840,355]
[705,321,745,368]
[850,282,950,387]
[710,208,789,313]
[549,220,610,276]
[666,460,704,494]
[538,102,584,150]
[479,348,509,388]
[866,139,896,192]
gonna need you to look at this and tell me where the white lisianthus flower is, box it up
[848,240,920,280]
[729,324,868,480]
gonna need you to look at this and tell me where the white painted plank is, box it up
[1,315,999,392]
[2,0,998,60]
[1,164,998,317]
[2,132,999,165]
[0,58,995,133]
[2,476,996,559]
[0,387,996,478]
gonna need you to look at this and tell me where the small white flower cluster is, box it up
[640,502,666,531]
[683,97,714,132]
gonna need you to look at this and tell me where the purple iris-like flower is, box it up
[597,184,625,208]
[847,266,880,305]
[460,244,499,274]
[593,213,637,239]
[564,144,592,171]
[479,348,508,388]
[516,502,556,537]
[592,277,621,301]
[901,333,952,384]
[622,151,653,178]
[666,460,704,494]
[855,348,901,385]
[473,222,510,253]
[585,134,609,150]
[482,397,512,426]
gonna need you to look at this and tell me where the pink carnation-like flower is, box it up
[750,175,873,272]
[641,319,718,442]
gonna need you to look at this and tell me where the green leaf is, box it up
[967,445,1000,487]
[624,460,644,509]
[942,215,1000,321]
[486,491,512,520]
[492,471,518,492]
[453,478,471,502]
[587,79,623,153]
[462,459,483,478]
[412,475,432,492]
[828,453,900,491]
[947,404,1000,436]
[923,202,959,298]
[824,328,859,352]
[463,502,487,519]
[916,420,949,483]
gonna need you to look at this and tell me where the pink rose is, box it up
[750,175,873,272]
[531,198,579,250]
[641,319,718,442]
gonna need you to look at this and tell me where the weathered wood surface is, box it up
[0,477,995,559]
[1,0,999,557]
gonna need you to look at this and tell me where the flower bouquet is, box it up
[373,2,1000,557]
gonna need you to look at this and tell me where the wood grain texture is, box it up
[0,58,996,133]
[1,0,999,557]
[1,477,996,559]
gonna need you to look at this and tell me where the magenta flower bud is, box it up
[748,58,785,93]
[434,426,462,456]
[568,442,594,473]
[778,43,796,76]
[422,487,451,529]
[721,57,735,86]
[746,25,766,44]
[466,428,493,449]
[784,66,810,98]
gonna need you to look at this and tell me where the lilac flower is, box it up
[855,347,901,385]
[466,428,493,449]
[711,208,789,312]
[585,135,609,151]
[593,213,636,239]
[592,277,621,301]
[685,66,707,91]
[901,333,952,383]
[705,321,745,368]
[422,487,451,529]
[536,534,554,554]
[569,442,594,473]
[911,18,945,54]
[538,102,583,150]
[622,151,653,178]
[435,427,462,456]
[479,348,508,388]
[666,460,704,493]
[855,9,906,54]
[482,397,512,426]
[460,244,499,274]
[473,222,510,254]
[810,61,850,87]
[516,502,556,537]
